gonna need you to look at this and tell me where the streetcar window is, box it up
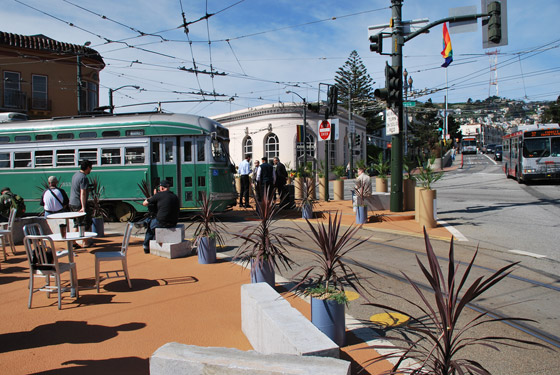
[523,138,550,158]
[14,135,31,142]
[185,191,193,201]
[36,134,52,141]
[57,133,74,139]
[125,147,145,164]
[14,152,31,168]
[0,153,9,168]
[212,139,226,162]
[551,137,560,157]
[164,141,174,163]
[126,129,144,136]
[184,176,192,187]
[183,141,192,162]
[198,176,206,187]
[102,130,120,138]
[101,148,121,165]
[79,149,98,165]
[197,140,205,162]
[152,141,161,163]
[79,132,97,139]
[0,136,9,143]
[35,150,53,166]
[56,150,75,166]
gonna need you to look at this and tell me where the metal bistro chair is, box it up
[23,223,69,259]
[95,222,134,292]
[23,234,78,310]
[0,208,17,260]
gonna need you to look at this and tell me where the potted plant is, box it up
[190,193,226,264]
[298,177,317,219]
[90,176,109,237]
[290,212,374,346]
[370,152,390,193]
[415,156,444,229]
[331,165,346,201]
[234,189,297,287]
[402,156,417,212]
[364,229,548,374]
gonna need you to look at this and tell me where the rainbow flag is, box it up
[296,125,304,142]
[441,22,453,68]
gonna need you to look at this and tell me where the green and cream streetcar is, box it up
[0,112,237,220]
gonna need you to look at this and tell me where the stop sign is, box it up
[318,120,331,140]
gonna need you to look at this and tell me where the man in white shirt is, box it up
[238,154,252,208]
[40,176,69,217]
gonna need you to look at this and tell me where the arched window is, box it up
[295,131,315,162]
[243,136,253,159]
[265,133,279,160]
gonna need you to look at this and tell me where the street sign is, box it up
[403,101,416,107]
[386,108,399,135]
[349,119,355,134]
[318,119,331,141]
[331,118,339,140]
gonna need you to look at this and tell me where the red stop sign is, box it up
[319,120,331,140]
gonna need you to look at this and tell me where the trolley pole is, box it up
[390,0,404,212]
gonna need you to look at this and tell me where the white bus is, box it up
[503,124,560,183]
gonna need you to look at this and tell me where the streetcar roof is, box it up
[0,112,227,137]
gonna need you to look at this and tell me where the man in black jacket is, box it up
[273,157,288,205]
[258,157,275,202]
[141,180,179,253]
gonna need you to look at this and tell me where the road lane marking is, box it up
[509,250,547,259]
[483,153,498,165]
[437,220,469,242]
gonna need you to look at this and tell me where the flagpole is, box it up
[445,67,448,141]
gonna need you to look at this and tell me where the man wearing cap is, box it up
[70,160,93,247]
[40,176,69,217]
[141,180,180,254]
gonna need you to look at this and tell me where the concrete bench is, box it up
[150,343,351,375]
[241,283,340,358]
[364,193,390,211]
[149,224,192,259]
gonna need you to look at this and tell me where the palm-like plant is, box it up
[90,176,109,219]
[291,211,374,302]
[297,177,317,211]
[416,156,444,190]
[332,165,346,180]
[234,187,297,279]
[190,193,226,247]
[364,229,548,374]
[370,152,390,179]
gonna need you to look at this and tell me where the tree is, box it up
[542,96,560,123]
[408,101,440,158]
[334,50,375,115]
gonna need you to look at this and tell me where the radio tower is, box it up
[486,49,499,97]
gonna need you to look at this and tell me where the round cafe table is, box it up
[46,211,86,231]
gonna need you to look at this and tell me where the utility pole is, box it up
[77,54,82,115]
[390,0,404,212]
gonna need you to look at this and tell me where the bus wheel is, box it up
[114,202,136,222]
[515,169,523,184]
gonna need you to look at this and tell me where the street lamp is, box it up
[109,85,141,113]
[286,91,307,168]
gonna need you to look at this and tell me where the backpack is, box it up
[5,192,26,217]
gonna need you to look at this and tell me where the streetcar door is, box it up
[180,136,208,209]
[151,137,179,196]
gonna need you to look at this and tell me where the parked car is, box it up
[485,144,497,154]
[494,145,503,161]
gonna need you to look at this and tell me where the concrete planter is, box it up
[419,188,437,229]
[333,180,344,201]
[375,177,388,193]
[235,175,241,194]
[414,186,424,222]
[403,179,416,211]
[319,177,328,201]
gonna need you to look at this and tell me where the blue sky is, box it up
[4,0,560,117]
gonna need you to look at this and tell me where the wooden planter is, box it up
[294,177,303,200]
[235,176,241,194]
[414,186,423,222]
[403,179,416,211]
[375,177,388,193]
[319,177,328,201]
[419,188,437,229]
[333,179,344,201]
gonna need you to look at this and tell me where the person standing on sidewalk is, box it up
[70,160,93,247]
[257,157,275,202]
[141,180,179,254]
[252,160,261,203]
[238,154,252,208]
[273,157,288,205]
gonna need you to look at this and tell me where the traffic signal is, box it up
[354,134,361,148]
[369,33,383,54]
[487,1,502,44]
[374,62,402,108]
[307,102,320,113]
[327,85,338,117]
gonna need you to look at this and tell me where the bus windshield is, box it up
[463,140,476,147]
[523,138,550,158]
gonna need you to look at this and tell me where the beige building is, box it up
[0,31,105,119]
[212,103,367,178]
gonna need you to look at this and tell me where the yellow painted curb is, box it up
[369,312,410,328]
